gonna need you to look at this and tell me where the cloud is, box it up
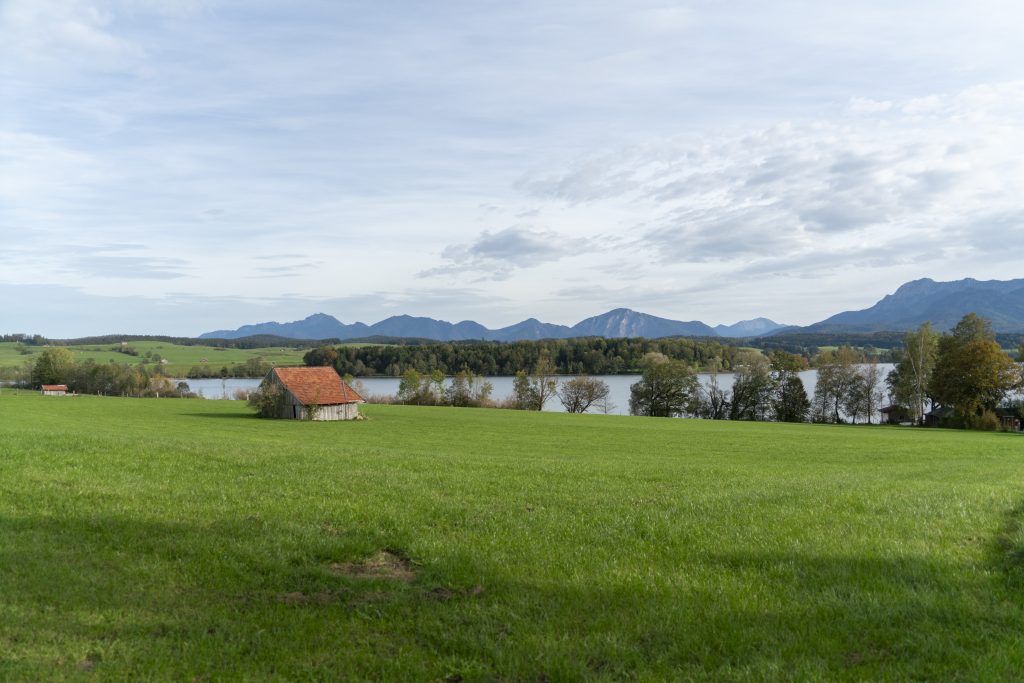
[420,225,593,280]
[518,82,1024,274]
[66,254,189,280]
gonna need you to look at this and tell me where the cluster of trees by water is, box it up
[10,348,193,398]
[886,314,1023,429]
[382,359,615,413]
[369,314,1023,430]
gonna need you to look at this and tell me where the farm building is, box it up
[995,408,1022,433]
[40,384,68,396]
[262,367,364,420]
[879,405,913,425]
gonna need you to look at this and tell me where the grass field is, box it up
[1,396,1023,680]
[0,341,309,376]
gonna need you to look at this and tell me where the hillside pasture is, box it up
[1,397,1023,680]
[0,341,309,376]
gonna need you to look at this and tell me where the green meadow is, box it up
[0,341,309,377]
[1,396,1023,681]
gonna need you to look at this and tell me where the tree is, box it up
[559,376,610,414]
[729,354,772,421]
[511,371,538,410]
[397,369,439,405]
[886,323,939,425]
[530,356,559,410]
[303,346,339,367]
[694,371,730,420]
[769,351,809,422]
[850,362,885,424]
[31,347,75,387]
[247,380,286,418]
[629,353,699,417]
[811,346,861,423]
[446,370,493,407]
[511,357,559,410]
[929,314,1020,423]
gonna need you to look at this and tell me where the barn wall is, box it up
[277,383,361,420]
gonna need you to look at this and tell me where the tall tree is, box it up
[769,351,809,423]
[811,346,861,423]
[929,314,1020,422]
[886,323,939,425]
[730,354,773,421]
[629,353,699,417]
[530,355,559,411]
[848,362,885,424]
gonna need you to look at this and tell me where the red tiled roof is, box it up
[272,367,364,405]
[41,385,68,391]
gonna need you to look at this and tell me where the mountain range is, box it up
[804,277,1024,333]
[200,308,758,342]
[200,278,1024,342]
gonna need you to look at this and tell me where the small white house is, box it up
[41,384,68,396]
[263,367,364,420]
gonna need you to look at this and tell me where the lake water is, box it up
[178,364,896,417]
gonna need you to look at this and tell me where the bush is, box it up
[247,382,286,418]
[974,410,1000,432]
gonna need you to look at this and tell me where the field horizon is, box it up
[1,395,1023,680]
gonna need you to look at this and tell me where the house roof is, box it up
[272,367,364,405]
[41,384,68,391]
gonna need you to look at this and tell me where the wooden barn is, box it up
[40,384,68,396]
[263,367,364,420]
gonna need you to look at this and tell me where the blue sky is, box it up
[3,0,1023,337]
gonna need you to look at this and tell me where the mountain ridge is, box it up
[200,278,1024,342]
[201,308,775,342]
[803,277,1024,333]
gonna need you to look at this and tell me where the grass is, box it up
[1,396,1023,680]
[0,341,309,376]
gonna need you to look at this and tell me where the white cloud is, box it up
[4,2,1024,334]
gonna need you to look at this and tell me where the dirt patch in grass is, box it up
[425,584,485,602]
[330,550,415,582]
[277,590,339,606]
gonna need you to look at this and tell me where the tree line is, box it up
[367,313,1023,429]
[306,337,752,377]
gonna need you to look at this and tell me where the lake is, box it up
[178,365,896,417]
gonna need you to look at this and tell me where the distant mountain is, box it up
[488,318,573,341]
[202,308,721,342]
[714,318,788,338]
[568,308,716,338]
[200,313,369,340]
[805,278,1024,333]
[368,315,490,341]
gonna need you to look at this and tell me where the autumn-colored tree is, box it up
[929,314,1021,423]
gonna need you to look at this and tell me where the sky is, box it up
[3,0,1024,337]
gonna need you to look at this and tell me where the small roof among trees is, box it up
[272,367,363,405]
[41,384,68,391]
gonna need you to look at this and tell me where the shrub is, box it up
[247,382,286,418]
